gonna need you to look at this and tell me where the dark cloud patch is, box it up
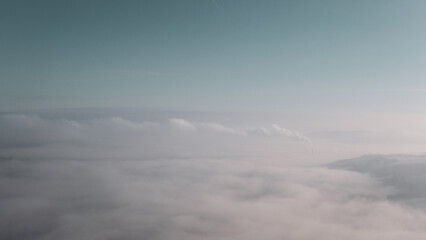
[328,154,426,209]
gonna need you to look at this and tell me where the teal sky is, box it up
[2,0,426,112]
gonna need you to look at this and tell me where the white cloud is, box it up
[169,118,196,131]
[270,124,312,143]
[92,117,159,131]
[199,122,247,136]
[259,127,271,136]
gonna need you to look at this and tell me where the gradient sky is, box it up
[2,0,426,111]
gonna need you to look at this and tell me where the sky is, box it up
[2,0,426,111]
[4,1,426,239]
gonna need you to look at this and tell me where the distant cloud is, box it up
[169,118,196,130]
[167,117,309,141]
[250,123,311,143]
[0,114,312,161]
[93,117,159,131]
[199,122,246,136]
[271,124,311,143]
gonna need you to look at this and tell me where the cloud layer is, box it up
[1,113,426,239]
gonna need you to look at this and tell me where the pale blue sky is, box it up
[2,0,426,111]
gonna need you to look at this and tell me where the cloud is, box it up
[248,123,311,143]
[0,114,313,161]
[200,122,241,135]
[93,117,159,131]
[2,113,426,239]
[328,154,426,209]
[270,124,311,143]
[2,156,426,240]
[169,118,196,131]
[168,119,246,135]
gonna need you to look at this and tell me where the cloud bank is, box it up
[1,113,426,240]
